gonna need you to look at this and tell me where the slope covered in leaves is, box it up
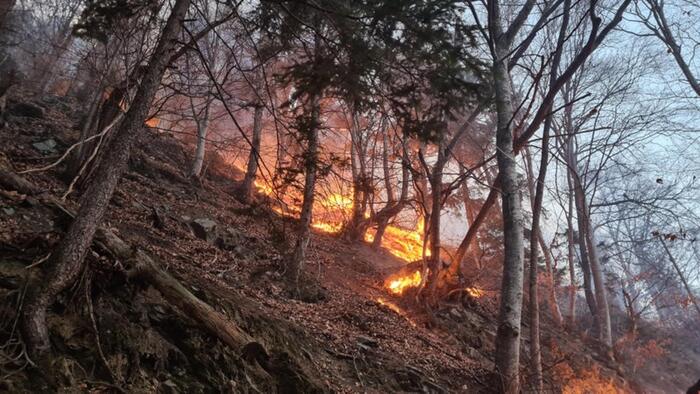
[0,94,692,393]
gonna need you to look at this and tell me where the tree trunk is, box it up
[130,250,252,348]
[659,237,700,319]
[241,103,264,202]
[380,117,394,204]
[425,141,444,301]
[566,179,577,328]
[450,182,499,279]
[565,133,599,330]
[67,85,107,178]
[490,14,526,391]
[20,0,192,357]
[345,105,369,241]
[565,125,611,350]
[581,200,613,354]
[526,151,544,392]
[190,99,211,178]
[371,137,409,249]
[287,94,321,289]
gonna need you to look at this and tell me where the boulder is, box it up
[32,138,57,154]
[189,218,218,243]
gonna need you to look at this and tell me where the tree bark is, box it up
[189,99,211,178]
[241,103,264,202]
[344,104,369,241]
[371,137,410,249]
[20,0,192,357]
[425,140,444,301]
[287,93,321,289]
[581,199,613,354]
[489,1,527,389]
[566,177,577,328]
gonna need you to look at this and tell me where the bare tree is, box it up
[21,0,193,357]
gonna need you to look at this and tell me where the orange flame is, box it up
[465,287,484,298]
[250,174,429,263]
[387,270,422,295]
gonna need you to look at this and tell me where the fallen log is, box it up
[127,249,253,349]
[0,167,43,195]
[1,166,254,352]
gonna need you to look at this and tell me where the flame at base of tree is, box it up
[384,269,484,298]
[386,270,422,295]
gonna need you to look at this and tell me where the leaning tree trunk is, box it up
[20,0,192,357]
[287,94,321,290]
[659,237,700,319]
[241,103,264,202]
[491,30,526,394]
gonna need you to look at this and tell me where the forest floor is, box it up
[0,94,695,393]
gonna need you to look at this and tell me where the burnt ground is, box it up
[0,94,693,393]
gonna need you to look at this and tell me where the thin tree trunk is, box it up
[659,238,700,319]
[449,183,499,278]
[380,117,394,204]
[345,105,368,240]
[581,201,613,354]
[425,141,444,301]
[68,86,106,177]
[565,133,599,330]
[288,93,321,289]
[190,99,211,178]
[241,103,264,202]
[526,151,544,392]
[566,176,577,327]
[371,144,409,249]
[20,0,192,357]
[458,166,481,271]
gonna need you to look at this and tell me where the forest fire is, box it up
[251,176,428,262]
[247,175,484,298]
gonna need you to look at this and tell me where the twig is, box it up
[19,112,124,175]
[62,126,107,200]
[25,253,51,269]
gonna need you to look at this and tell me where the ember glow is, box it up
[465,287,484,298]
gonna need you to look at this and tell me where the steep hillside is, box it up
[0,94,689,393]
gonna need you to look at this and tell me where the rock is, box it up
[215,227,247,251]
[10,101,44,118]
[32,138,57,154]
[189,218,218,242]
[1,207,15,215]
